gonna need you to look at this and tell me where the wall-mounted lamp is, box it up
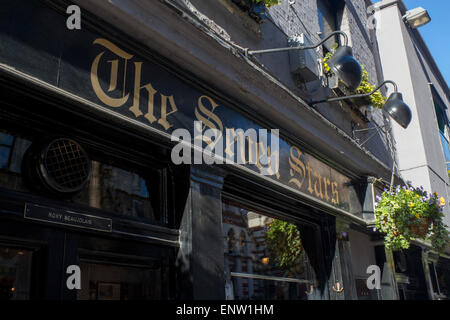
[403,7,431,29]
[245,31,363,91]
[312,80,412,129]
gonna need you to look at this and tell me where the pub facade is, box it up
[0,0,447,300]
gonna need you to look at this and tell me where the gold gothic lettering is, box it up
[194,95,224,147]
[289,146,306,189]
[289,146,340,205]
[90,39,345,207]
[91,38,178,131]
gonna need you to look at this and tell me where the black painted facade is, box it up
[0,0,439,300]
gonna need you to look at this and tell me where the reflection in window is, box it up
[436,258,450,299]
[227,229,235,254]
[0,246,33,300]
[73,161,157,222]
[222,200,319,300]
[77,261,161,300]
[0,128,162,224]
[317,0,340,49]
[433,88,450,170]
[0,130,32,191]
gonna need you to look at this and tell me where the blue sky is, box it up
[400,0,450,86]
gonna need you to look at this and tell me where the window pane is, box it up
[0,132,14,146]
[73,161,158,222]
[77,262,161,300]
[434,102,446,133]
[0,137,31,191]
[0,127,162,224]
[222,200,320,300]
[439,132,450,170]
[436,258,450,299]
[0,246,33,300]
[317,0,337,49]
[0,146,10,169]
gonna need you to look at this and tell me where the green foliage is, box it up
[265,219,303,268]
[356,66,386,109]
[322,43,339,76]
[322,44,386,109]
[253,0,280,7]
[374,186,450,252]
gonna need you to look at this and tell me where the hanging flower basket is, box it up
[374,186,450,252]
[409,217,431,237]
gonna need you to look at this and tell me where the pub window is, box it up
[0,126,166,226]
[77,259,162,300]
[428,262,440,295]
[0,246,33,300]
[0,131,14,169]
[317,0,344,50]
[222,199,321,300]
[436,258,450,298]
[432,87,450,170]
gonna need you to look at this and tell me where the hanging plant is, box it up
[374,186,450,252]
[322,43,339,77]
[265,219,303,269]
[355,67,386,109]
[323,44,386,109]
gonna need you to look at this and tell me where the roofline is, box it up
[374,0,450,102]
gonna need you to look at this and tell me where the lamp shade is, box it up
[383,92,412,129]
[403,7,431,28]
[327,46,363,91]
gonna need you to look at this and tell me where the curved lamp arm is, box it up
[312,80,398,105]
[246,31,348,56]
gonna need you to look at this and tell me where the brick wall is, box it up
[265,0,390,164]
[188,0,392,166]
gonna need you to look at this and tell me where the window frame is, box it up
[0,86,180,242]
[221,192,329,300]
[317,0,345,51]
